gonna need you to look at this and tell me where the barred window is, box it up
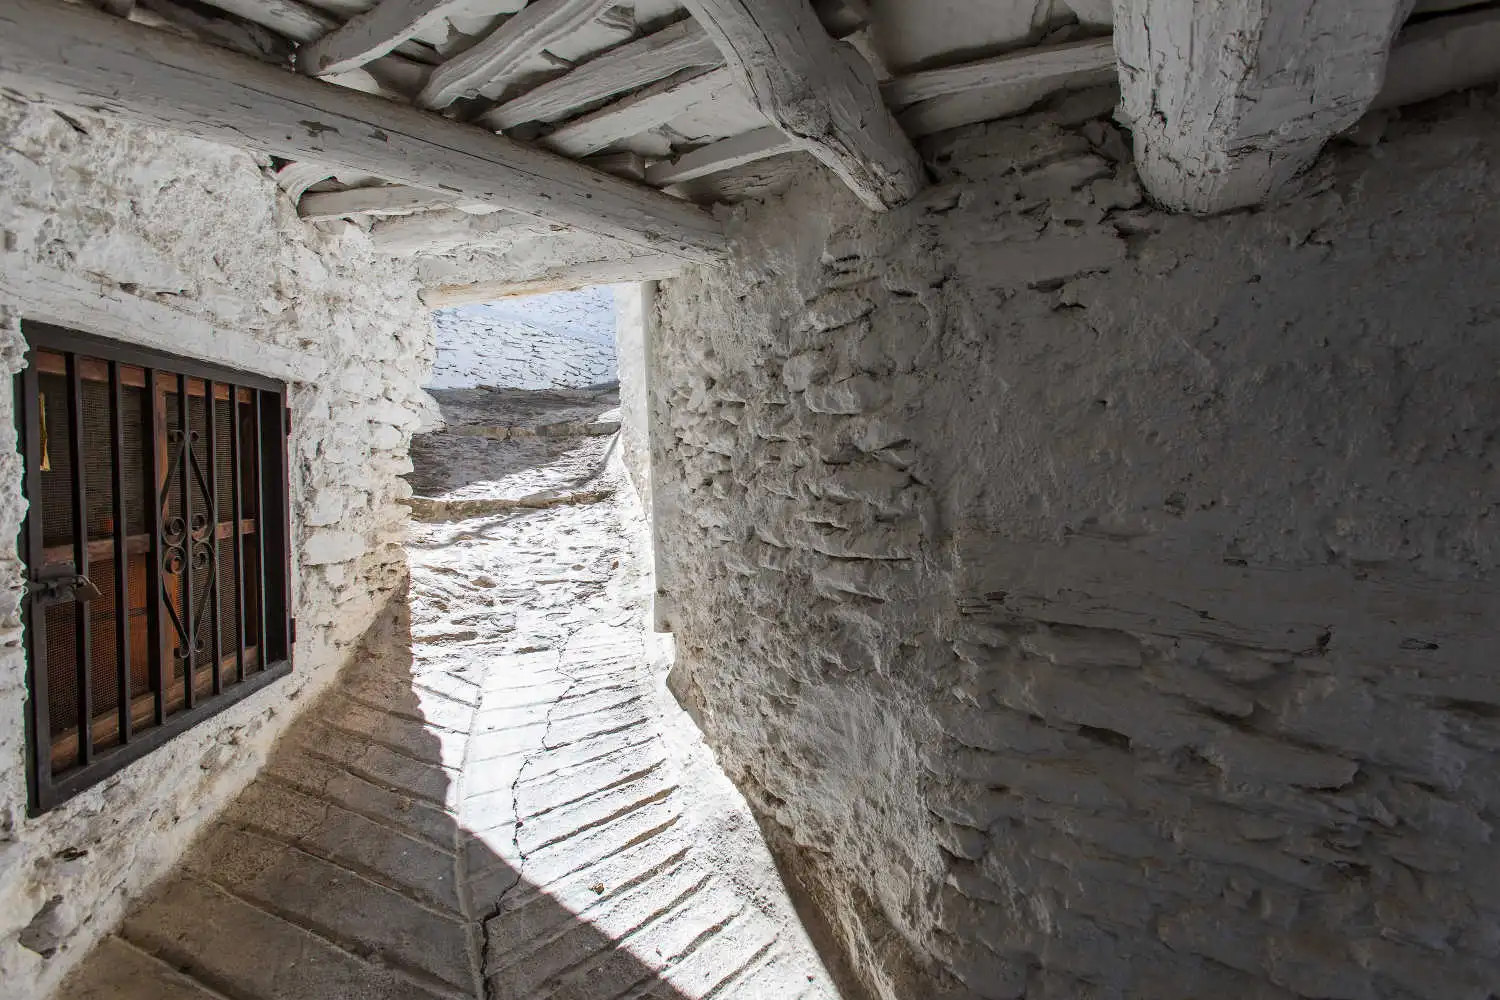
[17,323,292,813]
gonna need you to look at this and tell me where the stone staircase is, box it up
[59,389,837,1000]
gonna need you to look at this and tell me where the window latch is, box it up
[27,572,102,604]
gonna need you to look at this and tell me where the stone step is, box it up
[184,827,473,993]
[122,875,452,1000]
[62,935,225,1000]
[649,911,781,999]
[516,738,666,808]
[224,781,463,914]
[486,833,693,960]
[485,858,715,995]
[261,755,456,849]
[517,770,678,856]
[285,722,458,808]
[322,694,469,766]
[518,791,682,893]
[536,879,747,1000]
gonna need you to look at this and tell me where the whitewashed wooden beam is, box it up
[1373,6,1500,111]
[418,0,615,108]
[541,66,738,158]
[645,126,795,185]
[883,37,1114,108]
[584,150,649,181]
[195,0,440,63]
[679,0,925,211]
[275,161,339,201]
[1113,0,1413,214]
[0,0,726,262]
[196,0,330,42]
[884,36,1116,138]
[297,0,478,77]
[423,253,688,304]
[368,208,534,254]
[298,184,480,220]
[475,18,723,130]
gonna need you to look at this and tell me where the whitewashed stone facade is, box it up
[644,91,1500,1000]
[0,97,433,1000]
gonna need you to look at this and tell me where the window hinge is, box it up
[289,618,298,645]
[285,406,292,435]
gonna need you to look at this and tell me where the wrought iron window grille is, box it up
[16,323,294,814]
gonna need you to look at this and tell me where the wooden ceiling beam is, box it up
[418,0,615,109]
[475,17,723,130]
[297,0,501,77]
[298,184,486,220]
[540,65,738,158]
[646,126,796,186]
[884,37,1116,139]
[679,0,925,211]
[1113,0,1410,213]
[1373,6,1500,111]
[0,0,726,263]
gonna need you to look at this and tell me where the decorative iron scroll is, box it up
[159,424,218,669]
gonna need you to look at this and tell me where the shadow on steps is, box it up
[58,587,707,1000]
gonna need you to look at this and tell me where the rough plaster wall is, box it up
[651,90,1500,1000]
[0,97,433,1000]
[615,282,653,515]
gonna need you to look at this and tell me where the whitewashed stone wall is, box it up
[649,90,1500,1000]
[429,288,617,390]
[0,97,433,1000]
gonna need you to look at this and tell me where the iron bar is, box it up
[253,392,268,671]
[20,361,51,810]
[66,354,92,768]
[145,367,167,727]
[206,381,223,696]
[109,361,132,747]
[230,389,246,683]
[178,373,194,710]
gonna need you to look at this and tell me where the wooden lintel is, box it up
[0,0,726,263]
[422,254,688,305]
[679,0,925,211]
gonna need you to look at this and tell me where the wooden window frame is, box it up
[16,322,294,815]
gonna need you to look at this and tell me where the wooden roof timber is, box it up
[474,17,725,130]
[0,0,725,263]
[678,0,925,211]
[418,0,617,108]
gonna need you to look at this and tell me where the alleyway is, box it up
[60,387,838,1000]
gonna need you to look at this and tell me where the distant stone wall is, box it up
[429,288,617,390]
[650,90,1500,1000]
[0,97,432,1000]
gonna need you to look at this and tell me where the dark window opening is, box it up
[17,323,293,814]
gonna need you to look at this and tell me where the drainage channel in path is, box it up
[61,384,839,1000]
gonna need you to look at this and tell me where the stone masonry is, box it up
[647,87,1500,1000]
[0,98,434,999]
